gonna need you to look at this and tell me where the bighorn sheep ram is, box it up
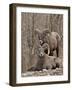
[34,29,61,57]
[28,43,62,71]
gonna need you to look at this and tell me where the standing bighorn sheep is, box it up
[34,29,61,57]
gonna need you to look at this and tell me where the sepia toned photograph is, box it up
[9,3,70,86]
[21,13,63,77]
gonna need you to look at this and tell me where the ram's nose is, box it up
[40,53,44,57]
[40,40,43,45]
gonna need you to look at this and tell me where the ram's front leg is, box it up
[49,50,53,56]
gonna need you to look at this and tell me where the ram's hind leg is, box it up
[56,47,59,57]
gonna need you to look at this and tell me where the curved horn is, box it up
[34,28,41,35]
[48,45,50,55]
[43,29,51,35]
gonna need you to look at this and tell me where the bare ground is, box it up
[21,67,63,77]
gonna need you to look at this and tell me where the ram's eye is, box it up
[44,49,48,54]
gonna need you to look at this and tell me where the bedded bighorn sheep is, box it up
[28,43,50,71]
[34,29,61,57]
[28,42,62,71]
